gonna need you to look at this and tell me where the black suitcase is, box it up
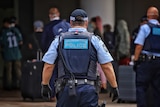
[21,61,43,101]
[118,65,136,103]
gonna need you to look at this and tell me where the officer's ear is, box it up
[70,21,73,27]
[84,21,88,28]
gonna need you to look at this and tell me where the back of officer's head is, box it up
[70,9,88,28]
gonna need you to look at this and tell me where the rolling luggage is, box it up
[21,50,43,101]
[21,61,43,100]
[118,65,136,102]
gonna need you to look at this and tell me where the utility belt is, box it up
[55,78,100,96]
[66,79,95,86]
[139,54,160,61]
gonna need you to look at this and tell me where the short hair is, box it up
[71,20,85,26]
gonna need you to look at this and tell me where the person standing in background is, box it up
[0,17,23,90]
[41,7,70,101]
[90,16,103,39]
[115,19,130,65]
[42,7,70,53]
[26,20,44,61]
[89,16,108,93]
[130,16,148,60]
[103,24,116,59]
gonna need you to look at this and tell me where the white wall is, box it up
[81,0,115,30]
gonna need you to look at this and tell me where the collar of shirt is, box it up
[68,28,87,32]
[148,19,159,25]
[50,17,60,21]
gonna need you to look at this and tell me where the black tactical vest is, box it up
[143,23,160,53]
[57,31,98,80]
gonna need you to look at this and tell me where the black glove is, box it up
[133,61,140,71]
[112,87,119,102]
[41,84,52,101]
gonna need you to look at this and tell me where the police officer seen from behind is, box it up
[134,6,160,107]
[41,9,119,107]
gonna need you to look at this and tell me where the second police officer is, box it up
[41,9,119,107]
[134,6,160,107]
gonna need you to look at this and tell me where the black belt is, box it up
[140,54,160,60]
[66,79,95,86]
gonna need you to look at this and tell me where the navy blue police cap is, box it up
[70,9,88,21]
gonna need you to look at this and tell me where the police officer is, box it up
[134,6,160,107]
[41,9,119,107]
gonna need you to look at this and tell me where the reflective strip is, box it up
[70,16,88,21]
[64,39,88,49]
[152,27,160,36]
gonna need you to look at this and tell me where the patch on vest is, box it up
[64,39,88,49]
[152,27,160,36]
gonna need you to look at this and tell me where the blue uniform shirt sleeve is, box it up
[42,36,59,64]
[91,36,113,64]
[134,24,150,45]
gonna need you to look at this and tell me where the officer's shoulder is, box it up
[55,32,69,39]
[91,34,102,41]
[60,31,71,36]
[140,23,150,29]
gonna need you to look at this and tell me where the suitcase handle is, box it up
[37,49,43,61]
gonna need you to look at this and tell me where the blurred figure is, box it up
[130,16,148,65]
[103,24,118,96]
[26,20,44,61]
[90,16,103,38]
[90,16,107,92]
[0,17,23,90]
[42,7,70,53]
[115,20,130,65]
[9,16,24,43]
[103,24,116,59]
[9,16,21,30]
[41,7,70,101]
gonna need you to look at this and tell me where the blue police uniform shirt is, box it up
[134,19,160,56]
[42,28,113,64]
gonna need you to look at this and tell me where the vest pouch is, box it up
[144,24,160,53]
[88,60,97,80]
[58,58,66,78]
[145,34,160,53]
[149,35,160,52]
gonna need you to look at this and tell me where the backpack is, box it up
[52,20,70,36]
